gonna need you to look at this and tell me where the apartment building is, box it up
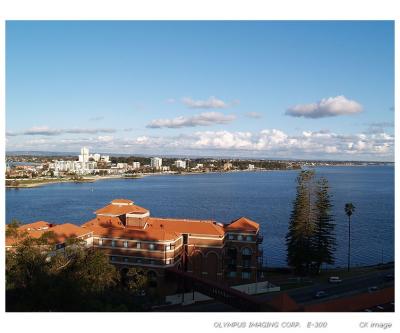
[150,157,162,170]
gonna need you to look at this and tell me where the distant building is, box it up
[174,160,186,169]
[161,166,170,172]
[248,164,255,171]
[195,163,203,169]
[117,163,128,170]
[101,155,110,163]
[151,157,163,170]
[132,162,141,169]
[91,153,101,162]
[79,147,90,163]
[223,162,233,171]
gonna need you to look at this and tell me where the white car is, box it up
[329,276,342,283]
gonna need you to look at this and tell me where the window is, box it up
[237,235,243,241]
[124,241,128,248]
[111,240,116,247]
[228,234,234,240]
[242,247,252,256]
[150,260,155,265]
[228,271,237,278]
[246,235,253,241]
[242,271,251,279]
[98,238,103,246]
[110,256,116,262]
[165,244,171,251]
[136,242,141,249]
[149,243,155,250]
[165,259,171,265]
[123,257,129,263]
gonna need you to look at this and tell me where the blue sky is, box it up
[6,21,394,160]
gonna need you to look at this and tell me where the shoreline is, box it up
[5,164,391,189]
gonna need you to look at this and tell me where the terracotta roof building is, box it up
[6,221,93,249]
[81,198,264,289]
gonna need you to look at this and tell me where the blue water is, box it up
[6,166,394,267]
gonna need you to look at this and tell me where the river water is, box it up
[6,166,394,267]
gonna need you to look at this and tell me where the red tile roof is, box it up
[6,222,92,246]
[95,203,149,216]
[82,216,179,241]
[111,199,134,204]
[225,217,259,232]
[19,221,53,231]
[147,217,225,237]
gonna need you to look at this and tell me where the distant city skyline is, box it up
[6,21,394,161]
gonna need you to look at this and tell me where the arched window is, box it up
[242,247,252,256]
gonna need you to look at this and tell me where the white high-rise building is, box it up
[79,147,90,163]
[174,160,186,169]
[132,162,141,169]
[150,157,162,170]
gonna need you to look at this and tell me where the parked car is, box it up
[368,286,379,293]
[314,291,329,299]
[329,276,342,283]
[384,274,394,281]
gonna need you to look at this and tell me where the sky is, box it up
[6,21,394,161]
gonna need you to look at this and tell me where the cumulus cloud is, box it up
[182,96,229,109]
[6,126,117,136]
[245,112,263,119]
[286,96,363,119]
[146,112,236,129]
[7,129,393,161]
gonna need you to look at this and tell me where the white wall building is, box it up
[174,160,186,169]
[248,164,255,170]
[117,163,128,170]
[91,153,101,162]
[79,147,90,163]
[150,157,162,170]
[132,162,141,169]
[101,155,110,163]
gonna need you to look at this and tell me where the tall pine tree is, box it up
[311,177,336,273]
[286,171,336,274]
[286,170,317,274]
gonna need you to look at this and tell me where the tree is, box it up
[345,202,355,272]
[123,267,148,294]
[6,230,147,311]
[312,177,336,273]
[286,171,337,275]
[286,170,317,274]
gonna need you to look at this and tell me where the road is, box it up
[262,268,394,305]
[158,268,394,311]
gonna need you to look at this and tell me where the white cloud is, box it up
[182,96,229,109]
[6,126,117,136]
[7,128,394,161]
[286,96,363,118]
[245,112,262,119]
[97,135,114,142]
[147,112,236,128]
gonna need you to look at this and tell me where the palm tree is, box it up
[344,203,355,271]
